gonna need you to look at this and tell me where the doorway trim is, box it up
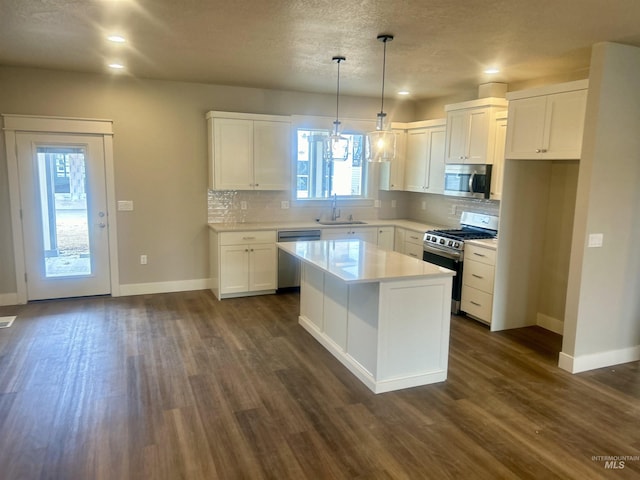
[3,114,120,303]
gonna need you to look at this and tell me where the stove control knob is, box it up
[431,237,437,243]
[448,240,453,247]
[425,235,431,241]
[439,239,445,245]
[454,242,460,248]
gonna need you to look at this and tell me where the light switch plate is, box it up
[281,200,289,209]
[391,200,397,208]
[240,201,247,210]
[117,200,134,211]
[374,200,381,208]
[588,233,604,248]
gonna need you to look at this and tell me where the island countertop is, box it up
[277,239,455,284]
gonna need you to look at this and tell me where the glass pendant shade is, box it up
[366,129,396,162]
[367,34,396,162]
[326,55,350,161]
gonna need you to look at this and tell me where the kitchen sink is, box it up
[318,220,367,225]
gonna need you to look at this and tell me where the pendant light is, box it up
[327,55,349,161]
[366,34,396,162]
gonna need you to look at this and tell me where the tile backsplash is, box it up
[207,189,500,228]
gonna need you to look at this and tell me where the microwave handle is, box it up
[468,172,476,194]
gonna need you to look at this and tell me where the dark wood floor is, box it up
[0,291,638,479]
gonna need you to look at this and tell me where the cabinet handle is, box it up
[409,235,419,240]
[470,301,482,306]
[245,248,249,252]
[459,155,465,160]
[472,274,483,279]
[409,253,417,258]
[255,183,259,186]
[535,148,548,153]
[250,248,254,252]
[473,252,486,257]
[242,236,256,240]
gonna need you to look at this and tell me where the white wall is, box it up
[561,42,640,372]
[0,65,415,298]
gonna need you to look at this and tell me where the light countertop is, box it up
[277,239,455,284]
[465,238,498,250]
[208,219,445,234]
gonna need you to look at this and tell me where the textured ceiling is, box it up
[1,0,640,100]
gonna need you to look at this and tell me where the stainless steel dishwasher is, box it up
[277,229,321,290]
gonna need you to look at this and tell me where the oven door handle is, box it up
[468,172,476,194]
[423,243,463,261]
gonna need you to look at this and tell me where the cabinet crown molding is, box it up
[205,111,291,122]
[444,97,508,112]
[506,79,589,101]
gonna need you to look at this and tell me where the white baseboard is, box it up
[536,313,564,335]
[118,278,210,297]
[559,345,640,373]
[0,293,19,306]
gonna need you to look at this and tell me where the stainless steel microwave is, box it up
[444,164,492,199]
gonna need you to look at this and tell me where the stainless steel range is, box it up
[423,211,499,314]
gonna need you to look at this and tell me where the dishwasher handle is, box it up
[277,229,322,241]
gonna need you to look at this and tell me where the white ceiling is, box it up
[2,0,640,100]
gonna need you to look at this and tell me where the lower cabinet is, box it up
[321,227,377,244]
[210,230,277,299]
[404,230,424,260]
[461,243,496,324]
[376,226,394,250]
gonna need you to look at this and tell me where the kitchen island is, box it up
[277,239,455,394]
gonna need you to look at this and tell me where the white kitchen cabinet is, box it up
[505,80,588,160]
[376,226,394,250]
[394,228,405,254]
[403,229,424,260]
[444,98,508,164]
[379,128,406,191]
[461,243,496,324]
[403,119,446,193]
[210,230,277,299]
[490,113,508,200]
[321,227,377,244]
[206,111,291,190]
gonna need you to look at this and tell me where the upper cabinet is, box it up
[379,127,407,191]
[490,112,508,201]
[444,97,508,164]
[399,119,447,194]
[505,80,588,160]
[206,111,291,190]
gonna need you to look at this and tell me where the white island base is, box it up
[279,240,454,394]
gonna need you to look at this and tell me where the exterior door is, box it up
[16,133,111,300]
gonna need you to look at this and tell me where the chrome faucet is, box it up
[331,193,341,221]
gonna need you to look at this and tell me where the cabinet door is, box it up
[321,228,351,240]
[544,89,587,159]
[220,245,249,294]
[466,109,490,163]
[445,109,468,163]
[490,118,507,200]
[394,228,406,254]
[249,243,276,291]
[424,127,446,194]
[213,118,254,189]
[505,96,547,159]
[376,227,394,250]
[351,227,377,244]
[380,129,406,190]
[253,120,291,190]
[404,128,429,192]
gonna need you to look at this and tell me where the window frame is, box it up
[291,115,377,207]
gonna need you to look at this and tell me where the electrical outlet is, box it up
[240,201,247,210]
[140,254,148,265]
[391,199,397,208]
[374,200,381,208]
[588,233,604,248]
[117,200,134,211]
[450,204,457,215]
[421,200,426,210]
[281,200,289,209]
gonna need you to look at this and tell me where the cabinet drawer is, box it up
[405,241,423,259]
[465,244,496,265]
[220,230,276,245]
[461,287,493,323]
[405,231,424,245]
[463,259,495,294]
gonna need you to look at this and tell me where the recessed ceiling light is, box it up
[108,63,125,70]
[484,68,500,74]
[397,91,410,96]
[107,35,126,43]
